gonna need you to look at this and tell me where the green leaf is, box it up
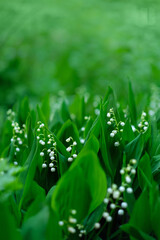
[151,197,160,239]
[23,197,45,222]
[103,86,114,104]
[123,190,136,215]
[138,153,153,189]
[58,152,69,176]
[16,138,39,209]
[84,203,105,233]
[37,105,47,126]
[129,189,152,234]
[22,181,45,212]
[41,94,50,125]
[146,182,160,239]
[0,200,22,240]
[81,135,99,154]
[122,119,135,144]
[86,115,101,141]
[22,207,49,240]
[26,114,34,149]
[51,132,70,158]
[70,151,107,213]
[51,165,92,222]
[52,151,107,223]
[60,100,71,122]
[46,186,56,204]
[57,119,81,151]
[0,120,12,153]
[0,160,23,200]
[18,97,30,124]
[69,94,85,127]
[9,195,22,226]
[151,155,160,174]
[128,82,137,125]
[46,207,63,240]
[124,134,144,162]
[121,224,155,240]
[22,206,63,240]
[99,102,113,177]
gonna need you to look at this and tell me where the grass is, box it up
[1,84,160,239]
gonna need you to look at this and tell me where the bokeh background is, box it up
[0,0,160,106]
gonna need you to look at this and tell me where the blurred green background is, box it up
[0,0,160,106]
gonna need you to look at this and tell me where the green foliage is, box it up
[1,87,160,239]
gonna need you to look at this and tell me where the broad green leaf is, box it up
[46,207,63,240]
[23,196,45,222]
[70,151,107,213]
[51,166,92,222]
[125,134,144,162]
[52,151,107,223]
[22,206,62,240]
[22,181,45,211]
[122,119,135,144]
[22,206,49,240]
[81,135,99,154]
[129,189,152,234]
[0,200,22,240]
[138,153,153,189]
[121,224,155,240]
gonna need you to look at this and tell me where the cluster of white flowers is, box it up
[120,159,137,189]
[130,112,149,134]
[37,121,57,172]
[107,108,125,147]
[7,110,27,165]
[66,137,78,162]
[94,159,137,228]
[137,112,149,133]
[58,209,86,237]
